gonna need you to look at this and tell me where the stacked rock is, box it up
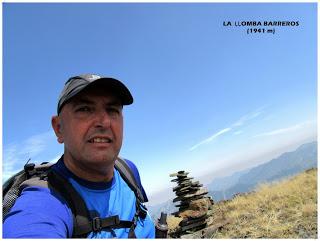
[170,171,212,235]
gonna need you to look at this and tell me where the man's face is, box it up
[52,85,123,171]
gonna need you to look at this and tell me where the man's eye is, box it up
[107,107,120,115]
[76,106,91,112]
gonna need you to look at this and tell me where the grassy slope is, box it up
[210,168,317,238]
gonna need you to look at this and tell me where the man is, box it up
[3,74,155,238]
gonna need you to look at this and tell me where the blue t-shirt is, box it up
[3,157,155,238]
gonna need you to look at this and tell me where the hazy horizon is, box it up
[147,136,317,206]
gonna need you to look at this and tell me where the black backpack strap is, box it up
[47,166,139,238]
[47,169,92,238]
[47,158,147,238]
[115,157,150,238]
[74,215,133,235]
[115,157,147,203]
[4,159,146,238]
[3,172,27,217]
[3,170,25,196]
[3,162,54,218]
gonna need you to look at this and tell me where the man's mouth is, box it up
[88,137,112,143]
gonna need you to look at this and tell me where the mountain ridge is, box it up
[209,141,317,201]
[148,141,317,219]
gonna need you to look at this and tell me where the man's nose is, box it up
[94,110,111,128]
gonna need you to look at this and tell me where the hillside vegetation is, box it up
[209,168,317,238]
[208,141,317,202]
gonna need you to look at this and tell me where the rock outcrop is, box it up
[169,171,214,237]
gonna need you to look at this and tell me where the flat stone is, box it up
[175,203,189,208]
[179,180,193,185]
[179,219,231,239]
[175,186,190,191]
[177,172,189,177]
[171,177,189,182]
[175,185,197,192]
[180,222,206,233]
[179,210,208,220]
[176,190,198,197]
[170,171,188,177]
[176,189,208,200]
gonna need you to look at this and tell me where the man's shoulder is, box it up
[12,185,70,209]
[3,186,73,238]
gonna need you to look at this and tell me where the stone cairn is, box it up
[169,171,214,237]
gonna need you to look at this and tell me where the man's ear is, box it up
[52,115,64,144]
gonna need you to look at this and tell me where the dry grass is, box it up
[167,215,183,235]
[210,168,318,238]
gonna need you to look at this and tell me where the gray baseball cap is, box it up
[57,74,133,114]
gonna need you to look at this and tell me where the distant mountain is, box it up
[209,141,317,201]
[206,169,250,191]
[146,199,177,221]
[147,141,317,218]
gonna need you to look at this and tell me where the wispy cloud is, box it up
[189,128,231,151]
[232,107,265,127]
[253,120,315,138]
[3,143,20,180]
[3,130,57,181]
[189,107,265,151]
[233,130,244,135]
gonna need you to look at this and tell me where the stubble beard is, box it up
[64,146,121,181]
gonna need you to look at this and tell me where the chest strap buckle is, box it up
[92,217,102,232]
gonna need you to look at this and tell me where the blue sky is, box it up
[3,3,317,204]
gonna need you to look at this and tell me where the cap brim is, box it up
[88,77,134,105]
[58,77,133,114]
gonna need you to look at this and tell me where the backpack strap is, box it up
[3,172,27,217]
[47,169,92,238]
[4,158,147,238]
[47,169,132,238]
[115,157,147,203]
[3,162,54,218]
[115,157,149,238]
[47,157,148,238]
